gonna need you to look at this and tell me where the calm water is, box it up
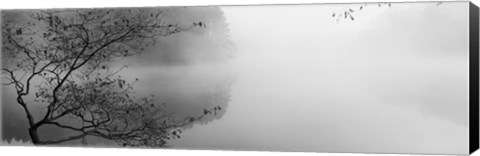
[1,2,470,154]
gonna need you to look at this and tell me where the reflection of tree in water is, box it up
[179,79,234,127]
[123,6,235,129]
[1,6,234,147]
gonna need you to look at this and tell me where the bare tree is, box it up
[1,8,220,147]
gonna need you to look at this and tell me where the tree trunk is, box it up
[28,127,41,144]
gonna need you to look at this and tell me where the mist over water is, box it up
[113,6,236,124]
[2,6,235,143]
[1,2,471,154]
[171,3,469,154]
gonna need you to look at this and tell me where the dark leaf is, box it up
[16,28,22,35]
[119,81,123,88]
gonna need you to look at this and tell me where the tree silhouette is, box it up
[1,8,219,147]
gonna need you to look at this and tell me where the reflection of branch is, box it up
[2,8,207,146]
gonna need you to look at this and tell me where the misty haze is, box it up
[0,2,471,155]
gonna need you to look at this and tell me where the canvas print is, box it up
[0,1,477,155]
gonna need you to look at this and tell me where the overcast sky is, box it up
[1,1,471,155]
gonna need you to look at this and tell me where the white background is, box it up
[0,0,479,156]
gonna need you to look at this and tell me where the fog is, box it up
[2,6,235,143]
[1,2,471,154]
[170,2,469,154]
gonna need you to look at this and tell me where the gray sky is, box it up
[170,2,469,154]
